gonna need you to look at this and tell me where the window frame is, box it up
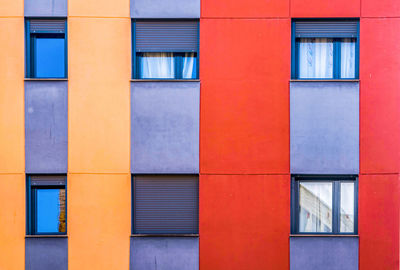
[25,18,68,79]
[131,19,200,80]
[291,19,360,80]
[26,175,67,235]
[291,175,358,235]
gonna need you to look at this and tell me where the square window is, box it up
[27,175,67,235]
[292,20,359,80]
[132,20,199,80]
[26,19,67,78]
[291,175,358,235]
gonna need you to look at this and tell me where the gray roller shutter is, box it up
[295,21,358,38]
[133,175,199,234]
[30,175,66,186]
[29,19,66,33]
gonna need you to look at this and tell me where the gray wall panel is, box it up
[290,237,358,270]
[26,237,68,270]
[290,82,359,174]
[131,0,200,18]
[25,81,68,173]
[25,0,67,17]
[131,82,199,173]
[130,237,199,270]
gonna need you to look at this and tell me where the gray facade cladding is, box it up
[25,237,68,270]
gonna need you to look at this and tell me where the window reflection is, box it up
[35,37,65,78]
[340,182,355,233]
[36,188,66,233]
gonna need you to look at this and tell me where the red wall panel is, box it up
[361,0,400,17]
[359,174,400,270]
[360,18,400,174]
[200,19,290,174]
[200,174,290,270]
[201,0,289,18]
[290,0,360,17]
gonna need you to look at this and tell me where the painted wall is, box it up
[290,0,360,17]
[290,82,359,174]
[131,82,199,173]
[25,81,68,173]
[200,19,290,174]
[26,238,68,270]
[361,0,400,17]
[25,0,67,17]
[200,175,290,270]
[69,0,129,17]
[131,0,199,18]
[130,237,199,270]
[290,237,359,270]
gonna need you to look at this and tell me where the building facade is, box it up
[0,0,399,269]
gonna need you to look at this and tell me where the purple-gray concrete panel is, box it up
[25,0,67,17]
[131,82,199,174]
[25,81,68,173]
[131,0,200,18]
[290,236,358,270]
[130,237,199,270]
[26,237,68,270]
[290,82,359,174]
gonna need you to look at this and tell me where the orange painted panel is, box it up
[201,0,289,18]
[200,174,290,270]
[359,174,400,270]
[360,18,400,174]
[362,0,400,17]
[69,18,130,173]
[0,174,25,270]
[291,0,360,17]
[68,174,131,270]
[0,18,24,173]
[69,0,129,18]
[0,0,23,17]
[200,19,290,174]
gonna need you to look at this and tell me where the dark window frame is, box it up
[25,18,68,79]
[291,19,360,80]
[26,175,67,235]
[291,175,358,235]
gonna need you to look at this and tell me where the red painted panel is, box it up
[361,0,400,17]
[200,174,290,270]
[291,0,360,17]
[359,174,400,270]
[360,18,400,174]
[200,19,290,174]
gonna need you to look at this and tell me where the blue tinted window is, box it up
[36,189,66,233]
[35,38,65,78]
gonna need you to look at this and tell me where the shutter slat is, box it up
[295,21,358,38]
[133,175,199,234]
[135,21,198,52]
[30,19,66,33]
[31,175,66,186]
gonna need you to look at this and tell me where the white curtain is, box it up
[182,52,196,79]
[341,38,356,78]
[299,38,333,79]
[140,52,175,79]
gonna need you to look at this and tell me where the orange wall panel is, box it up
[200,19,290,174]
[360,18,400,174]
[0,0,23,17]
[200,174,290,270]
[68,174,131,270]
[0,18,24,173]
[361,0,400,17]
[69,0,129,18]
[359,174,400,270]
[290,0,360,17]
[69,18,130,173]
[201,0,289,18]
[0,174,25,270]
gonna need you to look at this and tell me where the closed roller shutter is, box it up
[30,19,66,33]
[295,21,358,38]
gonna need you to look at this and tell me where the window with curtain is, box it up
[293,20,359,79]
[133,20,199,79]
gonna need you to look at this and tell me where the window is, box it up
[292,20,359,79]
[291,175,357,234]
[27,175,66,235]
[26,19,67,78]
[132,20,199,80]
[132,175,199,234]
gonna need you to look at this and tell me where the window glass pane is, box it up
[340,182,355,233]
[35,37,65,78]
[36,189,66,233]
[139,52,175,79]
[182,52,197,79]
[341,38,356,78]
[299,38,333,79]
[299,182,333,233]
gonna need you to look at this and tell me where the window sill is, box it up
[131,79,200,82]
[25,235,68,238]
[290,234,358,237]
[25,78,68,81]
[290,79,359,82]
[131,234,199,237]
